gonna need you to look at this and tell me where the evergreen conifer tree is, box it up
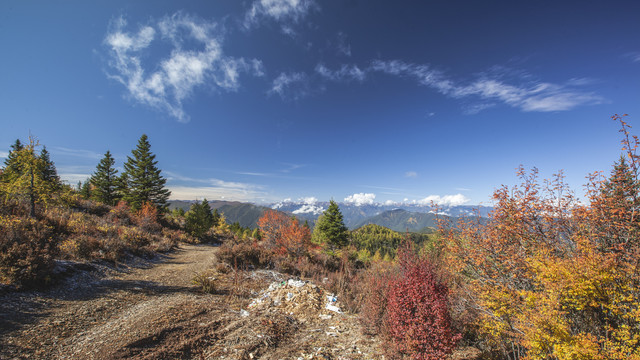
[39,146,60,190]
[80,179,92,199]
[172,207,186,218]
[90,151,119,206]
[120,134,170,211]
[212,208,220,226]
[3,139,24,175]
[185,199,215,238]
[312,200,349,249]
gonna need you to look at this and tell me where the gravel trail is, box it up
[0,244,221,359]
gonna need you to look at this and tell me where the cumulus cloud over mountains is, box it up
[344,193,376,206]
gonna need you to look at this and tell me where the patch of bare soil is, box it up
[0,244,383,359]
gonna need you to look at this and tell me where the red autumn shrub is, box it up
[384,241,460,360]
[134,201,161,233]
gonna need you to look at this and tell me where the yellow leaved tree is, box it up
[440,115,640,360]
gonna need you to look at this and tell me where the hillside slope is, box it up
[354,209,441,233]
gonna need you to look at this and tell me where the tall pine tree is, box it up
[312,200,349,249]
[120,134,170,211]
[90,151,119,206]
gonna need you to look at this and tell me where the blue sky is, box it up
[1,0,639,206]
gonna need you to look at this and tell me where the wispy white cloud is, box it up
[168,178,267,201]
[165,171,268,201]
[344,192,376,206]
[169,185,267,202]
[244,0,317,30]
[234,171,271,177]
[268,71,309,99]
[292,60,602,113]
[370,60,453,92]
[0,151,8,160]
[454,187,471,191]
[51,147,103,160]
[336,32,351,57]
[404,171,417,178]
[463,102,496,115]
[369,60,604,113]
[280,162,306,173]
[104,13,263,122]
[315,64,365,82]
[624,51,640,63]
[363,185,405,192]
[57,164,98,185]
[164,171,210,184]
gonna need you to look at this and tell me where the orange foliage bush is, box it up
[134,201,161,233]
[257,209,311,258]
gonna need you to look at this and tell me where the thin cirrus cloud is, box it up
[268,64,364,100]
[104,13,264,123]
[315,64,365,82]
[166,173,268,201]
[404,171,418,178]
[244,0,317,29]
[336,32,351,57]
[51,147,103,160]
[313,59,605,113]
[268,72,309,99]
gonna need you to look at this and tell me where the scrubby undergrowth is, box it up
[0,197,199,289]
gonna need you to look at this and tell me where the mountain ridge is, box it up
[169,199,491,230]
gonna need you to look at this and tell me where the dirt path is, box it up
[0,244,224,359]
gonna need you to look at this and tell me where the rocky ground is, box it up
[0,244,383,360]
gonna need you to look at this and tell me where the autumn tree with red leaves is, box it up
[257,209,311,258]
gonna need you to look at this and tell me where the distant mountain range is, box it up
[169,200,493,232]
